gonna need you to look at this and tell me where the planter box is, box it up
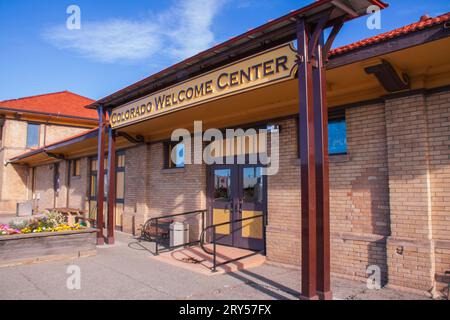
[0,228,97,267]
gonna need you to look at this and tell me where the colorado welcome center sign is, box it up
[110,43,298,128]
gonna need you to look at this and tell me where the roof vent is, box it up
[419,14,431,22]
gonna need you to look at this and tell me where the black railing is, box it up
[199,214,264,272]
[140,210,207,255]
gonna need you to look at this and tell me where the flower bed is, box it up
[0,210,85,236]
[0,211,97,267]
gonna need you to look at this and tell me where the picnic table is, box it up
[48,208,88,227]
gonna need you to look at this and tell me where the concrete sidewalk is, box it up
[0,232,431,300]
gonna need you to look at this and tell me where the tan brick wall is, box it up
[266,118,301,266]
[67,158,89,210]
[122,142,206,237]
[426,91,450,296]
[122,144,149,234]
[329,102,390,282]
[0,118,90,214]
[44,125,86,145]
[384,94,436,292]
[34,164,55,211]
[266,103,391,282]
[32,158,89,214]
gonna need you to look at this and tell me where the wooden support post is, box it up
[96,106,106,245]
[313,33,332,300]
[107,125,116,245]
[297,19,319,300]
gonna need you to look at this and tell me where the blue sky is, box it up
[0,0,448,101]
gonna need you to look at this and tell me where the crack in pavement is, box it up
[16,268,53,299]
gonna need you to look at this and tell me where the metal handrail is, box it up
[140,209,207,255]
[199,214,264,272]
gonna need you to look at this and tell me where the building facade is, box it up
[0,91,97,214]
[8,9,450,298]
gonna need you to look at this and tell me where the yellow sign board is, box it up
[110,43,297,128]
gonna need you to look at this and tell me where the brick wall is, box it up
[44,125,86,145]
[265,90,449,296]
[266,103,391,282]
[329,102,390,283]
[34,164,55,211]
[384,94,436,293]
[426,91,450,295]
[122,142,206,237]
[266,118,301,266]
[0,118,90,214]
[67,158,89,210]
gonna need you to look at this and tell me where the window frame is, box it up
[26,122,40,148]
[71,159,82,177]
[164,140,185,169]
[328,110,348,156]
[296,108,348,157]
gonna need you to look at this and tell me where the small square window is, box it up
[328,118,347,155]
[165,141,185,169]
[26,123,40,148]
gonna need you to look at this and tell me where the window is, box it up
[296,115,348,157]
[71,159,81,177]
[116,152,126,203]
[328,118,347,155]
[214,169,231,202]
[26,123,40,148]
[0,116,5,148]
[243,167,263,204]
[165,141,185,168]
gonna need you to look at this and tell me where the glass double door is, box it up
[209,164,266,251]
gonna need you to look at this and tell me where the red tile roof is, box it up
[330,12,450,56]
[0,91,97,120]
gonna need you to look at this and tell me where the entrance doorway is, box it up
[208,164,267,252]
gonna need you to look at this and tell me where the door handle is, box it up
[238,198,243,213]
[228,201,234,212]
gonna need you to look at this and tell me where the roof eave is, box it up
[0,106,98,123]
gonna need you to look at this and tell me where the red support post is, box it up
[297,19,319,300]
[106,125,116,245]
[313,33,332,300]
[96,106,106,245]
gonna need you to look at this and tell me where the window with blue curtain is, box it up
[166,141,185,168]
[174,143,185,168]
[26,123,40,148]
[328,118,347,155]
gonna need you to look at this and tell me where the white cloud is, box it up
[44,20,162,63]
[43,0,226,64]
[161,0,226,59]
